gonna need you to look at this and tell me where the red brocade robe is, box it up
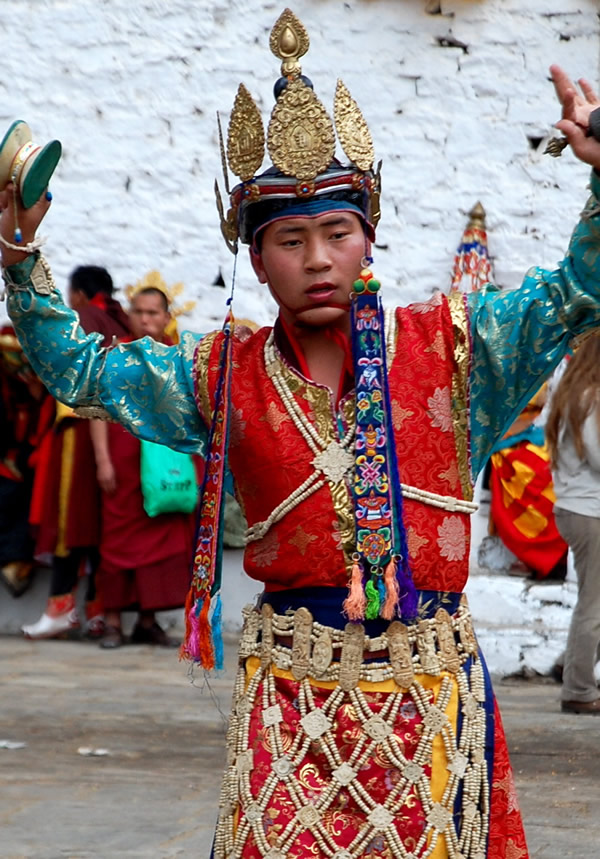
[196,297,472,596]
[11,178,600,859]
[196,293,528,858]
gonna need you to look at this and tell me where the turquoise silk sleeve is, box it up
[467,171,600,478]
[5,257,207,454]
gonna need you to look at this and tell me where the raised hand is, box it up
[0,183,51,267]
[550,65,600,168]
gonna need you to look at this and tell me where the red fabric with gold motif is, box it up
[488,701,529,858]
[489,442,567,578]
[242,673,432,857]
[196,293,470,595]
[390,295,471,592]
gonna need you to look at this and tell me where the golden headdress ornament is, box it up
[215,8,382,253]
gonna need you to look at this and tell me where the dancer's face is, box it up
[251,211,366,329]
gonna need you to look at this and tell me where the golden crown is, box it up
[215,8,381,253]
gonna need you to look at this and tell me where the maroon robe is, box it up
[97,423,195,612]
[33,296,130,558]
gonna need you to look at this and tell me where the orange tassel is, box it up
[198,597,215,671]
[380,556,400,621]
[343,559,366,621]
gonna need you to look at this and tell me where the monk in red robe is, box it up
[23,266,130,638]
[90,287,196,648]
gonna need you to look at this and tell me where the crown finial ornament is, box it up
[467,201,486,230]
[270,8,310,78]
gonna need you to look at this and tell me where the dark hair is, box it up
[69,266,114,299]
[132,287,169,312]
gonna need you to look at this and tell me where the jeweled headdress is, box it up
[215,8,382,252]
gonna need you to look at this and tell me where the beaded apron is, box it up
[213,594,494,859]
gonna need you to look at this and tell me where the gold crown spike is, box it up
[216,112,231,195]
[214,179,238,254]
[268,79,336,184]
[227,84,265,182]
[371,159,383,229]
[334,80,375,172]
[270,8,310,78]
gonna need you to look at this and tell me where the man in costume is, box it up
[2,11,600,857]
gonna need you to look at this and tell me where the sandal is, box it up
[99,624,124,649]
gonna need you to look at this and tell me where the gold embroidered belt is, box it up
[238,594,478,690]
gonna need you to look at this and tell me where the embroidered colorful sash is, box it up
[345,267,417,622]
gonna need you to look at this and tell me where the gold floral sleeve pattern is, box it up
[193,330,221,424]
[6,276,208,454]
[468,171,600,477]
[447,291,473,502]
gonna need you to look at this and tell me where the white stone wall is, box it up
[0,0,598,329]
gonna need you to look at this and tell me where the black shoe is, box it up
[130,621,179,647]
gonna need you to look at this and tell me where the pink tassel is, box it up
[188,601,203,662]
[343,558,366,621]
[180,594,202,662]
[380,556,400,621]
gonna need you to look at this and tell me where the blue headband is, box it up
[251,199,375,251]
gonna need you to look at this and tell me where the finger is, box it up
[30,192,52,219]
[561,88,577,121]
[556,118,581,139]
[555,118,592,159]
[579,78,600,106]
[550,64,578,105]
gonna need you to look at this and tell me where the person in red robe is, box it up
[0,327,44,596]
[90,286,196,648]
[22,266,130,638]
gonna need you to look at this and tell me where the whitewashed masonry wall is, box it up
[0,0,598,329]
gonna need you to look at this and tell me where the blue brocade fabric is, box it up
[467,170,600,475]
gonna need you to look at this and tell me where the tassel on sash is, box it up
[343,555,367,621]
